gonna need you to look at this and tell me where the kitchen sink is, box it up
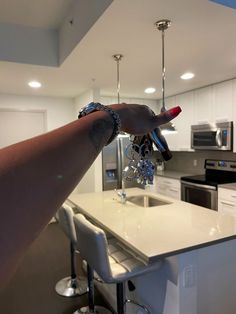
[127,195,172,207]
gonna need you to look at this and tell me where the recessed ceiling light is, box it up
[180,72,195,80]
[28,81,42,88]
[144,87,156,94]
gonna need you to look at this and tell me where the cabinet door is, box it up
[193,86,213,124]
[212,80,233,122]
[218,188,236,203]
[155,176,181,200]
[155,176,168,195]
[175,91,194,151]
[218,199,236,216]
[168,186,181,200]
[162,178,181,200]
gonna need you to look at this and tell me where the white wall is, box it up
[0,93,75,131]
[73,89,103,194]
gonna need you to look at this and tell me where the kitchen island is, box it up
[68,188,236,314]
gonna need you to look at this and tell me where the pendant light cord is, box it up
[113,54,123,105]
[117,58,120,104]
[161,28,166,112]
[155,19,176,133]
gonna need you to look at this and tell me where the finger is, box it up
[153,106,182,125]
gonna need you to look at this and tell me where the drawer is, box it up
[155,175,181,200]
[168,187,181,200]
[155,176,180,189]
[218,199,236,216]
[218,188,236,203]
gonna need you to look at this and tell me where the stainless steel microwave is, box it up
[191,121,233,151]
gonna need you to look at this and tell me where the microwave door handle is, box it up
[216,129,222,147]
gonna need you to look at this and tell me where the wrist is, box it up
[78,102,121,145]
[109,103,127,132]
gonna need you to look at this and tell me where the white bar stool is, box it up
[73,214,163,314]
[55,204,87,297]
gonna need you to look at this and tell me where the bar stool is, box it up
[55,203,87,297]
[73,214,163,314]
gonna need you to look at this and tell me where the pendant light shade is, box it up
[155,19,177,134]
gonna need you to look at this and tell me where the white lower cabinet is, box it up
[150,176,181,200]
[218,187,236,216]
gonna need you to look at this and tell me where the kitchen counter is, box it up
[68,188,236,314]
[155,170,192,180]
[68,188,236,263]
[218,182,236,190]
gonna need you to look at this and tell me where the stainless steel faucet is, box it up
[115,180,127,204]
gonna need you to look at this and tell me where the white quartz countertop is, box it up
[155,170,192,180]
[218,183,236,191]
[68,188,236,263]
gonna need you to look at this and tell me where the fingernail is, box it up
[167,106,182,117]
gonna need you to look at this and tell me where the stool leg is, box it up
[87,264,95,312]
[74,264,112,314]
[71,242,76,281]
[55,241,87,297]
[125,299,150,313]
[116,282,125,314]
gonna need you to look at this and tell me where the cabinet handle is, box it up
[163,181,171,184]
[231,195,236,198]
[221,201,234,207]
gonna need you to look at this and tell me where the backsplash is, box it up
[154,151,236,174]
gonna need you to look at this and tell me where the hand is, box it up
[110,103,181,135]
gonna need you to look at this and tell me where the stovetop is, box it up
[181,173,236,187]
[181,159,236,188]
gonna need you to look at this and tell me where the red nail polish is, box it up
[168,106,182,117]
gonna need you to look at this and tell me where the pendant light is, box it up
[155,19,177,134]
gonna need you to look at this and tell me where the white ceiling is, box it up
[0,0,235,100]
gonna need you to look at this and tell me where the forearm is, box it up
[0,110,113,284]
[0,102,181,287]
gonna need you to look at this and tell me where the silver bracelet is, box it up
[78,102,121,145]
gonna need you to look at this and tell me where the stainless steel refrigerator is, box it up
[102,135,143,191]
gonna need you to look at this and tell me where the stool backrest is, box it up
[57,203,77,245]
[73,214,112,281]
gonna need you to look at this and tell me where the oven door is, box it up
[181,181,217,210]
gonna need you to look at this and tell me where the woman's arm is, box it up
[0,103,181,287]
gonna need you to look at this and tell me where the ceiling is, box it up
[0,0,235,100]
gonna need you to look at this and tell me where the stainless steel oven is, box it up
[181,181,217,210]
[191,121,233,151]
[181,159,236,211]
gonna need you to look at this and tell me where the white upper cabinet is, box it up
[159,93,194,151]
[193,86,214,124]
[175,91,194,151]
[212,80,233,122]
